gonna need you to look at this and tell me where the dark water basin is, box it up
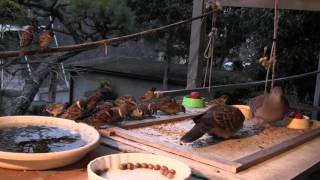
[0,126,86,153]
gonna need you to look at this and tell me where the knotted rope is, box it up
[264,0,280,94]
[203,1,220,93]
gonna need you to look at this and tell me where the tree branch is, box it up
[0,11,212,58]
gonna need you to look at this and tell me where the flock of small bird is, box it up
[20,25,54,55]
[45,87,186,128]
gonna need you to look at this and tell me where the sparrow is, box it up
[258,57,272,70]
[20,25,36,56]
[208,95,229,106]
[111,104,131,121]
[114,95,137,109]
[88,107,114,128]
[180,105,245,143]
[60,100,87,120]
[140,87,159,101]
[253,87,289,124]
[39,30,54,49]
[45,103,68,117]
[86,91,106,112]
[158,98,186,115]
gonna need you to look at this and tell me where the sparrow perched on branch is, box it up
[180,105,244,143]
[39,30,54,49]
[20,25,36,56]
[258,57,272,70]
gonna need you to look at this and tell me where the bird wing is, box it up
[211,105,244,132]
[20,32,33,48]
[180,122,212,143]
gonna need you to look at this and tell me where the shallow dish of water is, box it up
[0,116,100,170]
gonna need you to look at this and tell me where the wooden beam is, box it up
[219,0,320,11]
[187,0,206,89]
[313,54,320,119]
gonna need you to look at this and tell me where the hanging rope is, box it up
[203,1,219,93]
[264,0,280,93]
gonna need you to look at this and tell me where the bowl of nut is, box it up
[87,153,191,180]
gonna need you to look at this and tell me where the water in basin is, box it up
[0,125,86,153]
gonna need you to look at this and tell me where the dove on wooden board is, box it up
[180,105,244,143]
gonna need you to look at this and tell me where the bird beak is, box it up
[181,105,186,113]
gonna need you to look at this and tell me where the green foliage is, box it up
[0,0,24,23]
[69,0,135,36]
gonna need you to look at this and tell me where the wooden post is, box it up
[312,53,320,120]
[187,0,206,89]
[69,71,75,104]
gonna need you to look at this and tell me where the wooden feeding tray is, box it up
[100,110,320,173]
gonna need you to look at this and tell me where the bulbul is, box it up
[39,30,54,49]
[180,105,244,143]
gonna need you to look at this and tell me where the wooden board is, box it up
[118,113,198,129]
[99,119,320,173]
[99,127,242,173]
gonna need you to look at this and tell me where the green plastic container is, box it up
[182,97,205,108]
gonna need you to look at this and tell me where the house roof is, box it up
[68,56,251,86]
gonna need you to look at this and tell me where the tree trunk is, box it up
[10,51,82,115]
[10,62,50,115]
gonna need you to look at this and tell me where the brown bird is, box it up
[111,104,131,121]
[130,106,144,120]
[20,25,36,56]
[208,95,229,106]
[39,30,54,49]
[60,100,87,120]
[86,91,106,112]
[96,101,114,111]
[114,95,137,108]
[45,103,68,117]
[158,98,185,115]
[251,87,289,124]
[140,87,159,101]
[88,107,114,128]
[180,105,245,143]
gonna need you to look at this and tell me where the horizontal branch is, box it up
[0,12,212,58]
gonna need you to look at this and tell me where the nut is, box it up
[134,163,142,168]
[141,163,148,168]
[167,172,175,179]
[119,163,127,170]
[154,164,161,170]
[160,168,169,176]
[127,163,134,170]
[169,169,176,175]
[148,164,154,169]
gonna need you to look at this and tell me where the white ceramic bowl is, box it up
[87,153,191,180]
[0,116,100,170]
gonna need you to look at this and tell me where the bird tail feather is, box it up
[180,123,211,143]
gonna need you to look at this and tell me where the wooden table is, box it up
[0,137,319,180]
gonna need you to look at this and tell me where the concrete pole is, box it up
[186,0,206,89]
[312,53,320,120]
